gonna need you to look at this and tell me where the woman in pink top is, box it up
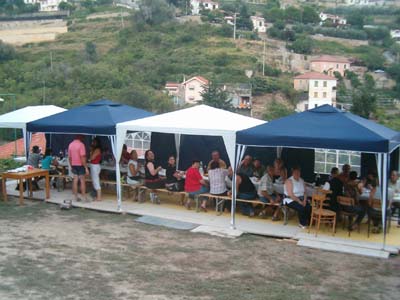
[89,137,102,201]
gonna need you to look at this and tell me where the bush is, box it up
[0,41,16,62]
[289,36,313,54]
[263,101,294,121]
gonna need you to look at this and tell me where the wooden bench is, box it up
[137,185,187,205]
[199,193,290,222]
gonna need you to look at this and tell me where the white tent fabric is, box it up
[0,105,66,155]
[116,105,265,166]
[116,105,265,217]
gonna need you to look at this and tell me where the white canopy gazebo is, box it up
[116,105,265,214]
[0,105,66,155]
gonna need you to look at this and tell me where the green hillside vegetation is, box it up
[0,13,261,113]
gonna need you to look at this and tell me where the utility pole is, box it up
[120,8,124,29]
[42,81,46,105]
[262,39,266,76]
[233,13,237,40]
[50,51,53,72]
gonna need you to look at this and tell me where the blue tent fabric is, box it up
[27,99,154,135]
[237,105,400,153]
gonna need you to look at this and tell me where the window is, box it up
[336,64,339,68]
[323,92,327,98]
[323,81,327,87]
[314,92,318,98]
[344,64,347,69]
[125,131,151,159]
[305,104,309,110]
[314,81,318,87]
[314,149,361,175]
[188,85,195,90]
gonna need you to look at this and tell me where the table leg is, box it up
[28,179,33,198]
[2,177,7,202]
[45,174,50,199]
[19,179,24,206]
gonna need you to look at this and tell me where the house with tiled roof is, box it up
[165,76,209,105]
[310,55,351,77]
[294,72,337,112]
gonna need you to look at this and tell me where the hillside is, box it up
[0,11,269,113]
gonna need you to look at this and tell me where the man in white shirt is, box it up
[257,165,281,220]
[389,170,400,226]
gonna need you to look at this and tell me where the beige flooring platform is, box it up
[3,181,400,258]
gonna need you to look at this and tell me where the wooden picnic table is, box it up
[1,168,50,205]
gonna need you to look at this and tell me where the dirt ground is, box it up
[0,199,399,300]
[0,20,67,45]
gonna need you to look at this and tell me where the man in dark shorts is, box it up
[68,135,89,202]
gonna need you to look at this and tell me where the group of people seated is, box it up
[328,164,399,233]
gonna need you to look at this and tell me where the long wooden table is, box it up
[1,169,50,205]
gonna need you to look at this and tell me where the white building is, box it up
[390,29,400,41]
[165,76,209,105]
[319,12,347,26]
[344,0,386,6]
[294,72,337,112]
[24,0,66,12]
[250,16,266,33]
[190,0,219,15]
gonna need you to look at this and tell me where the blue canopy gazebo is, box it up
[236,105,400,247]
[27,99,154,210]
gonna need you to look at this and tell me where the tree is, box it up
[347,12,364,29]
[263,100,294,121]
[351,90,376,119]
[134,0,175,26]
[85,41,97,63]
[0,41,16,62]
[302,6,319,24]
[200,81,233,111]
[285,6,302,23]
[289,36,313,54]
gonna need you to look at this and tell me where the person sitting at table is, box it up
[252,158,265,179]
[364,170,379,190]
[208,161,229,196]
[233,172,258,217]
[328,167,343,213]
[89,137,102,201]
[165,155,184,191]
[338,164,351,184]
[207,150,227,171]
[283,166,311,229]
[238,155,254,178]
[127,150,141,185]
[40,148,59,188]
[184,159,209,211]
[27,145,42,168]
[273,158,287,183]
[258,165,281,220]
[389,170,400,192]
[120,144,131,165]
[389,170,400,227]
[144,150,165,202]
[367,180,389,234]
[343,171,366,231]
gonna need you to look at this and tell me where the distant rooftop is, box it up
[310,55,351,63]
[294,72,337,80]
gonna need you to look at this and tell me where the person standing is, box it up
[68,135,89,202]
[89,137,102,201]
